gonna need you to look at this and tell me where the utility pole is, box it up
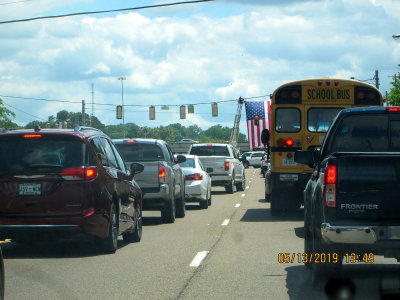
[118,77,126,138]
[91,83,94,126]
[82,100,86,126]
[374,70,380,90]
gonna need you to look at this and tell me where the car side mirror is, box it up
[176,154,186,164]
[130,162,144,176]
[294,150,314,166]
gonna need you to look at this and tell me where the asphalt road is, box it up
[2,168,400,300]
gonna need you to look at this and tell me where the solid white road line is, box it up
[235,204,240,208]
[190,251,209,267]
[221,219,230,226]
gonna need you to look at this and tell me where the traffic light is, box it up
[212,103,218,117]
[180,105,186,119]
[188,105,194,114]
[116,105,123,119]
[254,115,260,126]
[149,106,155,120]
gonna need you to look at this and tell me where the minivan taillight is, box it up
[323,164,336,207]
[60,166,98,181]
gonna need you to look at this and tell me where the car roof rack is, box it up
[74,126,103,133]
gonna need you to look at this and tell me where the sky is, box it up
[0,0,399,136]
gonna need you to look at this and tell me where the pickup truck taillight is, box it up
[185,173,203,181]
[323,164,336,207]
[225,162,229,171]
[159,166,166,179]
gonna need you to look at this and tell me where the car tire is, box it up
[225,175,235,194]
[176,184,186,218]
[99,202,118,254]
[243,161,249,168]
[161,192,176,223]
[122,203,142,243]
[207,188,212,206]
[200,198,209,209]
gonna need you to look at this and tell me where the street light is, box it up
[118,76,126,138]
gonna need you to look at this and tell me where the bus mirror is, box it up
[294,150,314,166]
[261,129,270,146]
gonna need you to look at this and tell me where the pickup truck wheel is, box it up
[176,186,186,218]
[122,203,142,243]
[236,173,245,191]
[304,203,312,269]
[225,175,235,194]
[161,193,176,223]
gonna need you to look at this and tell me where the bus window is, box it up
[275,108,300,133]
[307,108,343,133]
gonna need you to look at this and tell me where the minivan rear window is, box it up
[190,146,230,156]
[115,143,165,161]
[0,135,86,173]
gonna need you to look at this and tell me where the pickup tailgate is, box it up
[336,154,400,220]
[128,161,160,190]
[197,156,229,176]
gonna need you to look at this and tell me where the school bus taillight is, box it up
[285,138,294,147]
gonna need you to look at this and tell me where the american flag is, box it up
[245,100,271,150]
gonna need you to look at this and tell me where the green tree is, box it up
[387,72,400,106]
[0,98,16,127]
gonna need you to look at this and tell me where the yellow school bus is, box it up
[265,78,383,216]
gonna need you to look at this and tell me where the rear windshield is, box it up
[179,158,195,168]
[115,143,165,161]
[0,135,86,173]
[190,146,230,156]
[330,114,400,152]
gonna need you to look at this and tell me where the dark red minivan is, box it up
[0,126,144,253]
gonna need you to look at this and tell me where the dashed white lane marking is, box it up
[246,186,249,189]
[221,219,230,226]
[235,204,240,208]
[190,251,209,267]
[241,194,246,197]
[249,181,252,183]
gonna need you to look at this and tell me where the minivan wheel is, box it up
[99,202,118,254]
[161,193,176,223]
[122,204,142,243]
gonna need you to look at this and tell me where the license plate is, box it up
[19,183,42,196]
[282,159,297,166]
[280,174,298,182]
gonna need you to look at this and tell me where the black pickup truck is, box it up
[295,106,400,284]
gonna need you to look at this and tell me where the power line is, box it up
[0,94,270,107]
[0,0,32,6]
[3,101,46,121]
[0,0,215,25]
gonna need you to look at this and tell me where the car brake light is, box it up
[83,208,95,217]
[207,144,212,146]
[126,139,135,143]
[159,166,166,178]
[286,138,294,147]
[386,107,400,112]
[225,162,229,171]
[60,166,98,181]
[324,165,336,207]
[24,134,42,138]
[185,173,203,181]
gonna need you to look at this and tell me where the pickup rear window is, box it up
[116,143,165,161]
[330,114,400,152]
[190,146,230,156]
